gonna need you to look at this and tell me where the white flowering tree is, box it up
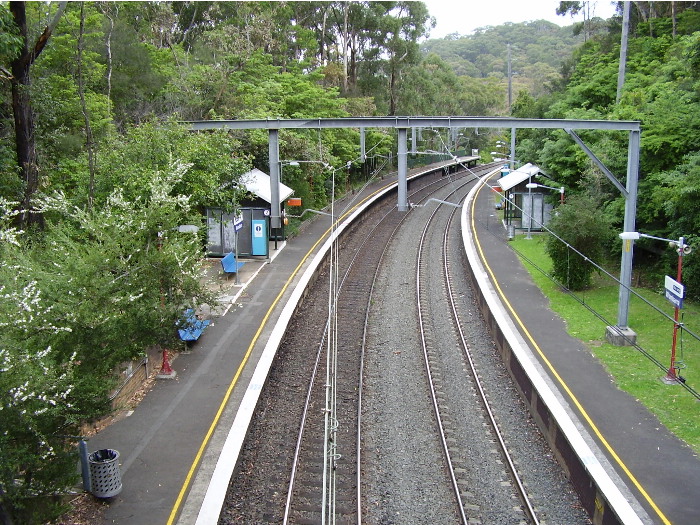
[0,199,79,521]
[0,344,78,522]
[0,163,212,522]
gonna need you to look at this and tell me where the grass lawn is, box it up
[510,235,700,453]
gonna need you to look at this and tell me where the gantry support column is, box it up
[269,128,281,229]
[397,127,408,211]
[606,128,641,345]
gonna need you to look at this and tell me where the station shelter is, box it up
[497,163,555,233]
[206,168,294,257]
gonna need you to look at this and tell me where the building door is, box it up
[251,219,268,256]
[522,193,544,230]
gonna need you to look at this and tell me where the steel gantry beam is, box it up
[188,116,640,132]
[188,116,642,340]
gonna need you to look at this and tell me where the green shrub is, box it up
[545,195,615,290]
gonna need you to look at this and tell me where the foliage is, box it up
[645,152,700,299]
[0,4,22,63]
[512,236,700,454]
[514,9,700,302]
[421,19,587,105]
[396,53,504,115]
[0,342,79,523]
[0,163,212,522]
[545,195,615,290]
[95,119,252,212]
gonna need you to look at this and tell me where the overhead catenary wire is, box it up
[442,134,700,344]
[494,227,699,400]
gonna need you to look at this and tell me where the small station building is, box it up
[497,163,562,234]
[206,168,294,257]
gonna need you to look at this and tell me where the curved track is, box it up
[219,164,490,523]
[415,184,539,523]
[219,162,587,524]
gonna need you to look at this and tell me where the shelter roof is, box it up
[497,163,542,192]
[241,168,294,204]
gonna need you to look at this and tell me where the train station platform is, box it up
[86,211,338,524]
[84,164,699,525]
[468,175,700,525]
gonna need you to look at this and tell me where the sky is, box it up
[422,0,619,39]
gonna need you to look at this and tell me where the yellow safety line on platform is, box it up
[167,183,389,525]
[470,180,670,525]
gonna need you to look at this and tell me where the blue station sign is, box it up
[665,275,685,309]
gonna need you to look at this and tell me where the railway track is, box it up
[219,164,483,523]
[415,183,539,523]
[281,166,495,524]
[281,197,402,524]
[219,161,587,525]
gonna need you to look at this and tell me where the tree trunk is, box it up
[633,1,650,22]
[77,3,96,209]
[320,7,328,66]
[672,1,677,37]
[617,0,631,103]
[9,1,67,228]
[342,1,349,93]
[389,62,397,116]
[349,29,357,93]
[9,2,40,228]
[100,2,116,111]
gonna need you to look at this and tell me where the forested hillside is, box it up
[2,1,700,522]
[508,2,700,296]
[422,19,587,99]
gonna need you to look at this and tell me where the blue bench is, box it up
[177,309,210,341]
[221,252,245,276]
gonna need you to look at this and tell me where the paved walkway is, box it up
[470,176,700,525]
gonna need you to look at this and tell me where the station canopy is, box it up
[241,168,294,204]
[497,163,543,192]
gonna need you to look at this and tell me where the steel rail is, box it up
[442,200,541,525]
[282,205,395,524]
[282,318,329,524]
[413,162,529,523]
[282,166,477,523]
[415,178,479,525]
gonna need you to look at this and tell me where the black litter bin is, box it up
[88,449,122,498]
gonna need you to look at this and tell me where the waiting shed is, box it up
[206,168,294,257]
[497,163,554,232]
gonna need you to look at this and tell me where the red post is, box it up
[664,238,684,383]
[159,348,174,376]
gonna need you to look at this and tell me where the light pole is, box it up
[619,232,691,384]
[525,182,565,205]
